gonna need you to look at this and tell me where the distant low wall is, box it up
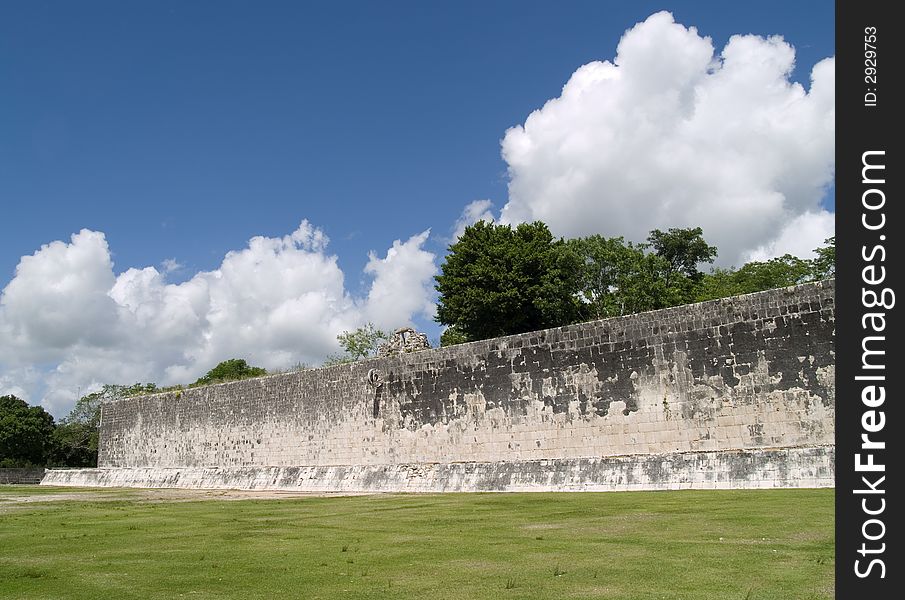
[0,468,45,484]
[45,280,835,492]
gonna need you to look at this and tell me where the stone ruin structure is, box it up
[377,327,431,357]
[43,280,836,493]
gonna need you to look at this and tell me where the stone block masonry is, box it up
[1,468,45,484]
[44,280,835,492]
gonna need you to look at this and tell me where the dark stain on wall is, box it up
[377,281,833,427]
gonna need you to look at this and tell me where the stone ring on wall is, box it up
[367,368,383,388]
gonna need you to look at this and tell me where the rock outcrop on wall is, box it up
[43,280,835,492]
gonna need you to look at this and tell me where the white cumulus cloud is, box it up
[451,199,496,240]
[497,11,835,265]
[744,210,835,262]
[362,230,437,329]
[0,222,437,417]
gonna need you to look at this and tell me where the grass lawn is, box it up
[0,486,833,599]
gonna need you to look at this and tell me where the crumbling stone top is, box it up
[377,327,431,357]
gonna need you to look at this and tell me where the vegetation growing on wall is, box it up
[192,359,268,387]
[323,323,389,366]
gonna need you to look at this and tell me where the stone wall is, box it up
[0,468,45,484]
[71,280,836,492]
[44,447,833,492]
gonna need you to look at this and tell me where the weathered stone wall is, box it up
[91,280,834,489]
[0,468,45,484]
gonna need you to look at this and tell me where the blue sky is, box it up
[0,1,835,415]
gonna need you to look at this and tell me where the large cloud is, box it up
[451,199,496,241]
[0,222,437,416]
[498,11,835,265]
[362,230,437,329]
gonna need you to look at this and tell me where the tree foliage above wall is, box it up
[437,224,834,345]
[324,323,390,365]
[435,221,581,343]
[697,238,835,302]
[192,359,267,387]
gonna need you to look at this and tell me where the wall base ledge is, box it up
[42,446,834,493]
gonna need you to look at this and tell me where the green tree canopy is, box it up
[439,324,470,348]
[50,421,96,468]
[325,323,390,364]
[810,236,835,279]
[568,235,638,320]
[616,251,685,312]
[435,221,581,341]
[568,230,718,319]
[0,395,56,468]
[646,227,718,287]
[697,255,813,301]
[193,359,267,387]
[696,237,836,302]
[338,323,389,360]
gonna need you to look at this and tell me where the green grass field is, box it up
[0,487,833,599]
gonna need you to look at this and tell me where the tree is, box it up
[810,236,835,279]
[435,221,581,341]
[192,359,267,386]
[50,423,96,467]
[439,324,470,347]
[647,227,718,287]
[568,233,703,319]
[324,323,390,364]
[568,235,639,320]
[697,255,814,301]
[338,323,389,360]
[0,395,56,467]
[617,251,685,312]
